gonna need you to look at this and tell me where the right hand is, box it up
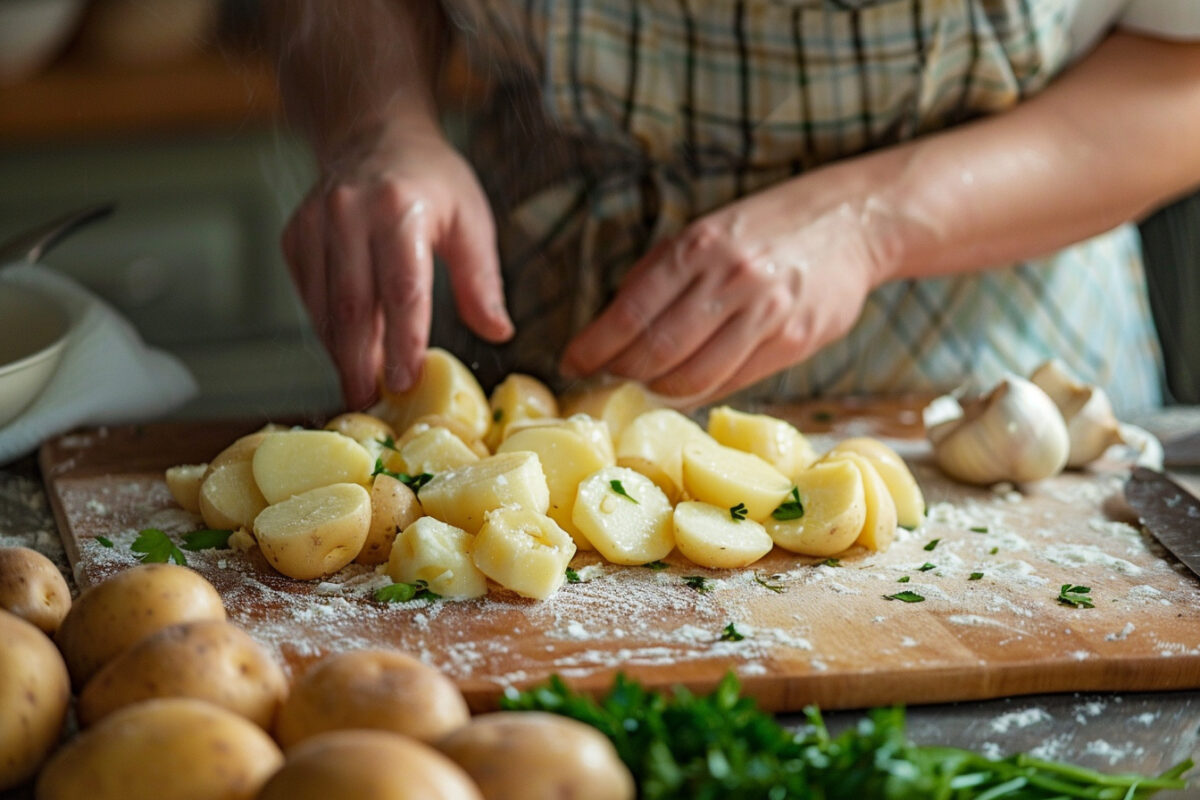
[282,126,513,409]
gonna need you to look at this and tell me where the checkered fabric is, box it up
[436,0,1162,413]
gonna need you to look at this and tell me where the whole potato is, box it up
[258,729,483,800]
[77,619,287,730]
[438,712,635,800]
[0,609,70,791]
[274,649,469,748]
[37,697,283,800]
[0,546,70,634]
[55,563,226,689]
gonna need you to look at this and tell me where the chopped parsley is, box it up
[131,528,187,565]
[812,410,835,423]
[897,576,911,583]
[374,580,441,604]
[729,502,748,521]
[492,408,504,423]
[372,458,434,491]
[820,558,840,568]
[754,574,785,593]
[1057,584,1094,609]
[610,479,639,504]
[884,590,925,603]
[565,567,581,584]
[181,528,233,551]
[917,562,936,572]
[969,572,984,581]
[969,526,989,533]
[95,536,114,548]
[719,623,745,642]
[643,560,669,571]
[989,546,999,555]
[683,575,711,593]
[376,435,399,451]
[771,487,804,521]
[923,538,941,552]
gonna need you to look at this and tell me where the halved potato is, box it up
[324,412,396,464]
[822,451,898,552]
[164,464,206,513]
[572,467,673,565]
[764,460,866,557]
[681,440,793,522]
[616,409,711,490]
[399,426,481,475]
[706,406,817,480]
[253,483,371,580]
[826,437,924,529]
[485,373,559,450]
[387,517,488,599]
[673,501,773,568]
[203,431,269,482]
[252,430,374,505]
[419,452,549,534]
[560,380,661,440]
[198,460,268,531]
[616,456,681,504]
[375,348,491,441]
[356,473,423,566]
[472,508,576,600]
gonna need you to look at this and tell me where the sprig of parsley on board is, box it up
[181,529,233,551]
[501,673,1192,800]
[373,580,441,604]
[131,528,187,565]
[1057,584,1095,609]
[371,458,434,492]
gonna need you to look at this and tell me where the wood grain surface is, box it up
[39,401,1200,713]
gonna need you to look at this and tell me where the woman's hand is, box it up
[282,127,513,408]
[560,183,884,406]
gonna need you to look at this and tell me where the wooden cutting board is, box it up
[39,400,1200,713]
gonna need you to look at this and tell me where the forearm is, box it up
[264,0,447,164]
[813,32,1200,285]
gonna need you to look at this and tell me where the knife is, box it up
[1125,466,1200,578]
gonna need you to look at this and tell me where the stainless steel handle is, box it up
[0,203,116,265]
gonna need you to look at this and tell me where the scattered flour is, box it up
[990,707,1052,733]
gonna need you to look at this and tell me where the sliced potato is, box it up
[707,406,817,480]
[823,452,898,552]
[485,373,559,450]
[253,483,371,580]
[164,464,206,513]
[419,452,549,534]
[681,440,793,522]
[387,517,488,599]
[356,473,422,566]
[572,467,674,565]
[203,431,269,481]
[560,380,661,440]
[764,460,867,557]
[616,456,681,504]
[826,437,925,529]
[324,412,396,464]
[673,501,773,568]
[400,426,481,475]
[198,460,268,531]
[616,409,712,490]
[394,414,491,463]
[497,425,613,550]
[376,348,491,441]
[252,430,374,505]
[472,508,576,600]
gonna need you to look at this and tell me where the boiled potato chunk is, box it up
[0,546,70,634]
[203,431,269,480]
[55,564,226,689]
[616,409,712,490]
[616,456,681,504]
[76,619,287,730]
[827,437,925,529]
[198,460,268,531]
[324,412,396,464]
[485,373,559,450]
[673,501,773,568]
[376,348,491,441]
[472,508,576,600]
[822,451,898,551]
[164,464,206,513]
[252,430,374,505]
[572,467,673,565]
[764,460,866,557]
[387,517,487,599]
[392,415,491,470]
[681,440,793,522]
[356,473,423,565]
[37,698,282,800]
[419,452,549,534]
[273,649,469,748]
[707,406,817,480]
[560,380,661,440]
[0,610,69,791]
[439,711,635,800]
[497,424,613,550]
[400,426,481,475]
[260,730,483,800]
[253,483,371,580]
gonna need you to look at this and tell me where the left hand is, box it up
[560,183,884,405]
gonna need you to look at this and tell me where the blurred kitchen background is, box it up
[1,0,1197,423]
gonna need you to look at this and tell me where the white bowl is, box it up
[0,283,70,428]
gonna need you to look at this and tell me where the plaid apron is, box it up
[436,0,1163,413]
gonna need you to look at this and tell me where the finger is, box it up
[439,205,513,343]
[648,308,787,403]
[371,190,435,394]
[287,199,331,346]
[560,237,693,377]
[324,187,380,408]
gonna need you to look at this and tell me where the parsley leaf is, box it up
[754,574,785,593]
[642,560,669,571]
[609,479,639,504]
[131,528,187,565]
[372,458,434,491]
[917,562,936,572]
[374,580,441,604]
[683,575,711,593]
[989,546,999,555]
[897,576,911,583]
[771,487,804,521]
[492,408,503,423]
[565,567,581,584]
[719,623,744,642]
[969,572,984,581]
[376,435,399,452]
[729,502,748,521]
[181,528,233,551]
[1057,584,1094,609]
[884,590,925,603]
[820,558,840,568]
[95,536,114,548]
[969,525,989,533]
[923,538,941,551]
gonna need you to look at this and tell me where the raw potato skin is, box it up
[36,697,283,800]
[55,563,227,689]
[0,546,70,634]
[259,729,483,800]
[356,473,422,565]
[439,711,635,800]
[0,610,69,791]
[274,649,470,749]
[253,482,372,580]
[76,619,287,730]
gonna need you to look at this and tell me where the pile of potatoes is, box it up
[0,555,634,799]
[165,348,925,601]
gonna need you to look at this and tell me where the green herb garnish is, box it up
[181,528,233,551]
[897,576,911,583]
[131,528,187,565]
[493,408,503,423]
[374,580,441,604]
[969,572,984,581]
[376,435,399,451]
[1057,584,1094,609]
[923,538,941,552]
[729,502,748,521]
[372,458,434,491]
[969,525,989,533]
[643,560,669,571]
[917,562,936,572]
[885,590,926,603]
[989,546,999,555]
[820,558,840,568]
[610,479,639,504]
[719,623,744,642]
[771,487,804,521]
[565,567,581,584]
[754,574,785,593]
[95,536,114,548]
[683,575,711,593]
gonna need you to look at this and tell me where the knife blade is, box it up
[1125,466,1200,578]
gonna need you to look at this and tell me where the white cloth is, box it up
[1069,0,1200,59]
[0,263,197,465]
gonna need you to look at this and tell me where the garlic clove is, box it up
[925,375,1070,486]
[1029,360,1124,468]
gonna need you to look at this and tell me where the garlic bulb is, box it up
[1028,360,1124,468]
[924,375,1070,486]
